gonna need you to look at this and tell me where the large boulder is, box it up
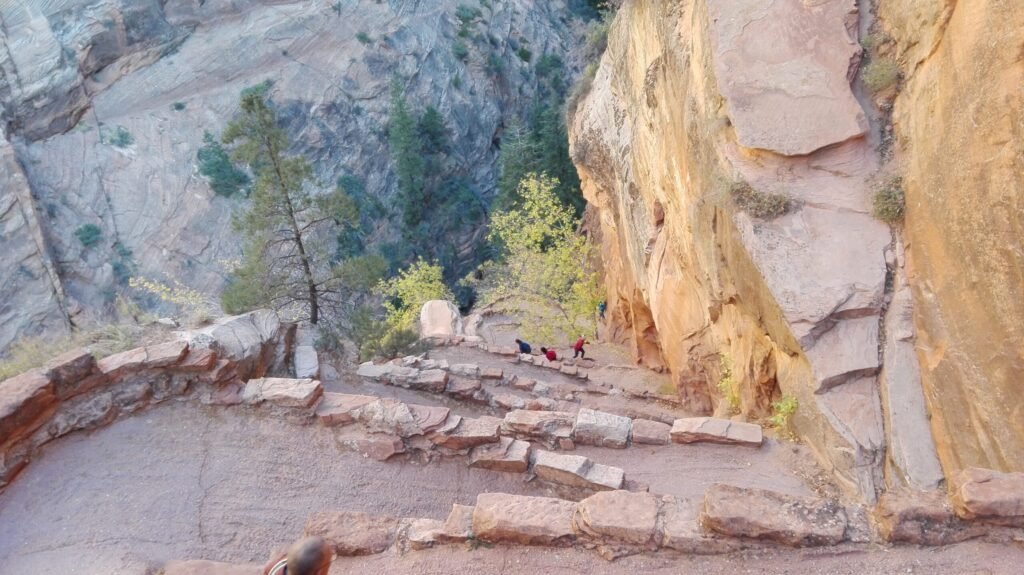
[419,300,463,339]
[951,468,1024,526]
[183,310,282,380]
[472,493,577,546]
[700,484,847,547]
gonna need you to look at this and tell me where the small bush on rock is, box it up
[768,394,798,433]
[730,181,789,219]
[356,31,372,44]
[863,58,899,93]
[872,176,905,225]
[75,224,103,248]
[105,126,134,148]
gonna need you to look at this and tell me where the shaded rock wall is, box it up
[570,0,944,501]
[0,0,584,348]
[880,0,1024,476]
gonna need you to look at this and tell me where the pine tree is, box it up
[222,90,356,324]
[388,84,426,230]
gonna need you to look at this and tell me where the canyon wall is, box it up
[879,0,1024,476]
[0,0,584,349]
[570,0,957,501]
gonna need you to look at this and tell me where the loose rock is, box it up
[469,437,531,473]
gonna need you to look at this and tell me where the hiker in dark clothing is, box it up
[597,300,607,320]
[264,536,333,575]
[515,338,532,354]
[573,335,588,359]
[540,347,558,362]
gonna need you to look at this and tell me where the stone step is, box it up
[531,449,625,491]
[670,417,763,447]
[700,484,847,547]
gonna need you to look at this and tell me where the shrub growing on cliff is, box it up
[872,176,905,225]
[768,394,798,435]
[716,353,740,413]
[104,125,134,148]
[197,131,250,197]
[75,224,103,248]
[863,58,899,93]
[730,181,789,219]
[468,174,600,342]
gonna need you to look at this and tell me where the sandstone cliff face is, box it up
[570,0,949,501]
[0,0,582,348]
[879,0,1024,477]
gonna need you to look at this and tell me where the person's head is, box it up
[540,347,548,353]
[287,536,333,575]
[515,339,522,344]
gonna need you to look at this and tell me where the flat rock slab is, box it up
[503,410,575,440]
[671,417,763,447]
[491,392,526,410]
[532,450,624,491]
[408,404,451,434]
[449,364,480,378]
[356,434,405,461]
[162,560,260,575]
[631,419,672,445]
[473,493,576,546]
[305,510,400,556]
[952,467,1024,526]
[659,495,741,553]
[481,367,504,380]
[512,377,537,391]
[430,416,501,450]
[316,393,377,426]
[356,362,392,380]
[438,503,475,543]
[411,369,448,393]
[874,489,983,545]
[469,437,531,473]
[573,408,631,448]
[404,517,444,550]
[446,377,481,399]
[574,490,660,546]
[357,398,422,437]
[701,484,847,547]
[242,377,322,408]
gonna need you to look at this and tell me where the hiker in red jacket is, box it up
[540,347,558,362]
[573,335,588,359]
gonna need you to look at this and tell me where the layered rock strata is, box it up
[569,0,947,502]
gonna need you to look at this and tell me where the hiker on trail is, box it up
[573,335,588,359]
[540,347,558,362]
[515,338,532,354]
[264,536,333,575]
[598,300,607,320]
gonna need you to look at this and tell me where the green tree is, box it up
[221,91,357,324]
[197,131,250,197]
[377,258,455,330]
[470,174,600,341]
[388,84,426,230]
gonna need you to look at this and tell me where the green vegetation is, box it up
[0,324,140,382]
[386,83,487,277]
[172,102,186,111]
[452,41,470,61]
[717,353,740,413]
[197,131,250,197]
[75,224,103,248]
[730,181,789,219]
[768,394,799,433]
[105,125,134,148]
[863,58,899,93]
[331,2,341,16]
[218,89,360,324]
[485,53,505,77]
[455,4,482,37]
[566,61,598,120]
[467,174,600,342]
[872,176,905,225]
[516,46,533,62]
[497,55,583,216]
[356,31,372,44]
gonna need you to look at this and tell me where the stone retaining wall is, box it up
[0,310,291,492]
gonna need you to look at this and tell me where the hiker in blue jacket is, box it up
[515,338,532,354]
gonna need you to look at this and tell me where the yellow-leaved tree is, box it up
[470,173,600,341]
